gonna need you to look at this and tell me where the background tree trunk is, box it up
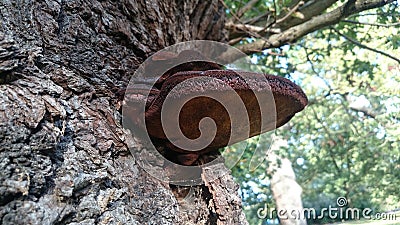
[0,0,247,224]
[268,153,307,225]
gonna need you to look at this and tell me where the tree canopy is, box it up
[222,0,399,224]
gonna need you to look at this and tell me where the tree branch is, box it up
[221,0,267,43]
[331,27,400,64]
[341,19,400,27]
[303,46,333,94]
[345,95,378,118]
[310,106,342,175]
[236,0,396,55]
[225,23,265,34]
[236,0,260,19]
[227,0,338,40]
[349,106,378,118]
[260,0,338,30]
[243,12,271,25]
[275,1,305,24]
[348,12,400,17]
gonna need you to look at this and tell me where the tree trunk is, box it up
[268,152,307,225]
[0,0,247,224]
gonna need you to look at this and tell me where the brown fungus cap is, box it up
[145,70,308,153]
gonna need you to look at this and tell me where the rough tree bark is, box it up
[3,0,394,224]
[0,0,248,224]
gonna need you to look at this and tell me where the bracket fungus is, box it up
[125,50,308,165]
